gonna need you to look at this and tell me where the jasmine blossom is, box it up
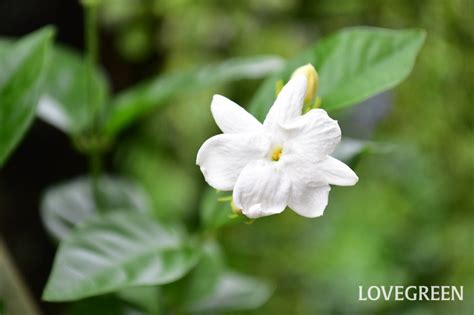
[197,64,358,218]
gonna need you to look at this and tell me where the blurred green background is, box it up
[0,0,473,314]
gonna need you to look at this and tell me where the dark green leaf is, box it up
[117,286,161,314]
[40,175,151,241]
[164,240,272,313]
[36,45,109,134]
[104,56,284,135]
[0,27,54,166]
[200,189,245,231]
[249,28,426,119]
[186,270,274,314]
[43,211,201,301]
[184,241,224,305]
[173,243,272,313]
[169,240,225,307]
[66,296,144,315]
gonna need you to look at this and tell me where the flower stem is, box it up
[83,1,104,210]
[89,150,104,211]
[84,2,99,121]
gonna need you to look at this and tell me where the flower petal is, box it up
[211,95,263,133]
[233,160,291,218]
[196,134,270,191]
[282,108,341,160]
[288,184,330,218]
[318,156,358,186]
[263,74,307,129]
[280,155,329,217]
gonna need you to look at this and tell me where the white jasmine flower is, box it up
[196,64,358,219]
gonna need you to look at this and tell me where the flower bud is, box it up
[291,64,319,104]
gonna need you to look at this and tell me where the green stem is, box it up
[85,3,99,122]
[83,1,104,210]
[89,150,104,211]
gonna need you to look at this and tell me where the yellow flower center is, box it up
[271,146,283,161]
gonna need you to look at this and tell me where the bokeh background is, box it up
[0,0,473,314]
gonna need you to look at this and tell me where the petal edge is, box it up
[211,95,263,134]
[263,75,307,130]
[233,160,291,218]
[196,134,270,191]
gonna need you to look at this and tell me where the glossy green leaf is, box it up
[104,55,284,135]
[40,175,151,241]
[200,189,245,231]
[186,270,274,314]
[164,240,225,307]
[43,211,201,301]
[164,240,272,314]
[37,45,109,134]
[249,28,426,120]
[117,286,161,314]
[183,241,225,305]
[0,27,54,166]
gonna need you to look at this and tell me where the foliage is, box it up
[40,175,151,241]
[3,1,470,315]
[37,46,110,135]
[0,22,426,313]
[42,211,201,301]
[0,27,54,166]
[249,27,425,119]
[33,25,421,310]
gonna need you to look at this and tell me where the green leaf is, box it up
[118,144,196,221]
[333,137,395,164]
[200,189,245,231]
[186,270,274,314]
[104,55,284,135]
[164,240,272,314]
[167,240,225,307]
[117,286,161,314]
[0,27,54,166]
[41,175,151,241]
[36,45,109,134]
[249,27,426,119]
[66,296,144,315]
[0,39,11,52]
[43,211,201,301]
[183,241,224,304]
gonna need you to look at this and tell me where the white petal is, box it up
[282,108,341,160]
[318,156,358,186]
[211,95,263,134]
[233,160,291,218]
[263,74,307,130]
[196,134,270,191]
[280,155,329,217]
[288,184,330,218]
